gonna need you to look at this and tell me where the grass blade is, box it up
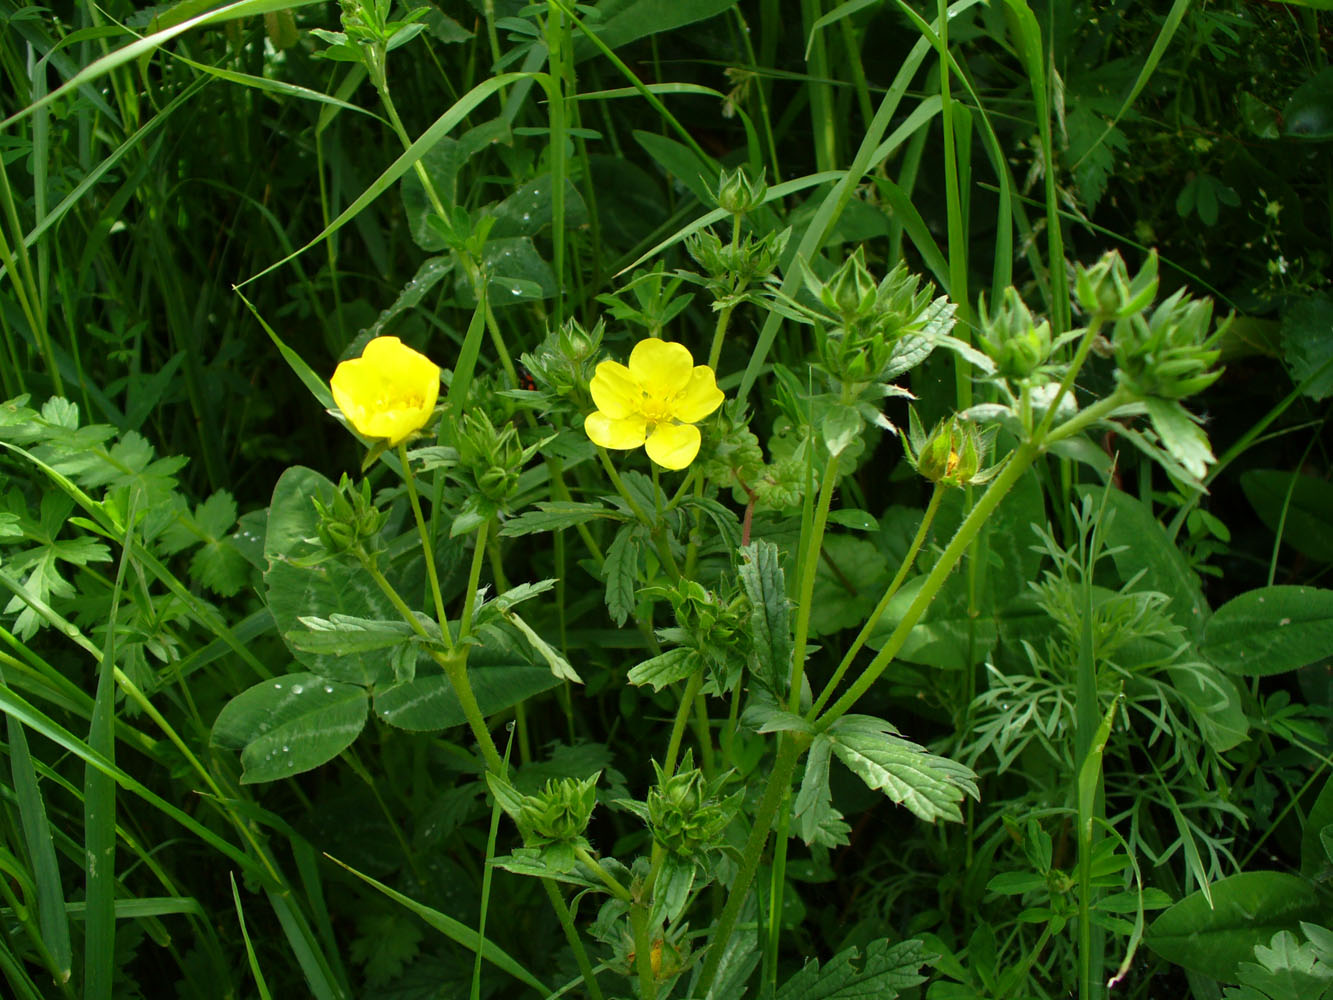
[5,705,73,984]
[231,875,274,1000]
[326,853,550,996]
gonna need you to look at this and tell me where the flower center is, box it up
[638,391,675,425]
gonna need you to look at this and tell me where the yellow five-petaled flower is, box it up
[585,338,724,470]
[330,336,441,446]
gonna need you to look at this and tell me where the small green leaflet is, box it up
[499,501,620,537]
[794,734,850,848]
[627,647,695,690]
[738,541,791,696]
[211,672,368,784]
[776,937,932,1000]
[602,524,641,626]
[1145,398,1215,481]
[826,715,979,824]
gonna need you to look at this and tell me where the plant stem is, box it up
[459,517,490,640]
[398,443,452,650]
[817,390,1131,729]
[573,845,633,904]
[543,880,605,1000]
[811,483,944,716]
[362,554,505,774]
[789,453,840,711]
[662,670,703,778]
[629,902,657,1000]
[694,733,803,995]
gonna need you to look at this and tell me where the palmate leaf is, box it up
[826,715,978,824]
[776,938,932,1000]
[1222,929,1333,1000]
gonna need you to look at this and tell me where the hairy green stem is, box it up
[459,517,490,640]
[789,453,840,711]
[816,390,1131,728]
[363,555,504,774]
[573,845,633,904]
[543,880,605,1000]
[398,444,453,650]
[695,734,803,995]
[811,483,944,716]
[663,670,704,778]
[629,902,657,1000]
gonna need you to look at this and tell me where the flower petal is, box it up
[589,361,640,419]
[330,336,440,445]
[645,421,701,470]
[585,411,648,450]
[671,366,724,423]
[628,339,694,396]
[330,358,373,429]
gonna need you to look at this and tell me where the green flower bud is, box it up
[312,475,387,554]
[978,288,1052,380]
[1075,250,1159,321]
[873,261,935,340]
[904,412,986,488]
[489,772,600,855]
[456,411,526,504]
[714,167,768,216]
[825,248,879,323]
[520,775,599,845]
[645,752,739,857]
[1112,289,1225,400]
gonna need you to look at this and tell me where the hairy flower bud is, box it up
[312,475,387,555]
[978,287,1052,380]
[645,752,739,857]
[1075,250,1159,321]
[1112,289,1225,400]
[904,412,987,488]
[714,166,768,216]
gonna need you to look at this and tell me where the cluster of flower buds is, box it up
[314,1,427,85]
[645,753,739,858]
[311,475,387,555]
[488,772,600,870]
[520,318,604,402]
[805,250,935,388]
[454,410,530,506]
[685,226,789,298]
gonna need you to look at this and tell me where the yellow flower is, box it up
[330,336,441,446]
[585,339,724,470]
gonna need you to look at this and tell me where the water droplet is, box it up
[521,212,531,222]
[291,684,304,694]
[511,287,522,296]
[282,744,290,752]
[273,682,283,689]
[324,685,334,693]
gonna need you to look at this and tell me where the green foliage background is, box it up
[1,1,1332,999]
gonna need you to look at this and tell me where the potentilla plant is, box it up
[212,236,1226,999]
